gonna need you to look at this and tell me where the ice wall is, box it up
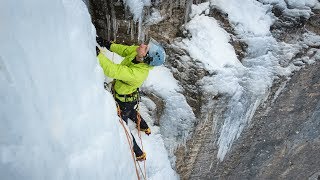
[0,0,135,179]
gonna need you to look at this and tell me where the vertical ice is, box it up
[138,16,146,43]
[0,0,136,179]
[185,0,193,24]
[210,0,278,161]
[123,0,145,21]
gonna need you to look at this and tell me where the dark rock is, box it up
[306,10,320,35]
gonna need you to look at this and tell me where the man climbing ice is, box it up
[96,36,166,161]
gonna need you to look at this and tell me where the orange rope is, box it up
[116,104,141,180]
[136,109,147,179]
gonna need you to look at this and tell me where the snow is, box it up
[259,0,320,18]
[260,0,320,8]
[176,14,242,71]
[189,2,210,18]
[144,8,164,26]
[211,0,274,36]
[283,0,319,8]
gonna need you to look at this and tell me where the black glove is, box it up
[96,46,100,56]
[96,36,111,50]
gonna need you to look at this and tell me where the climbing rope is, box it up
[137,162,147,180]
[136,107,147,178]
[116,103,141,180]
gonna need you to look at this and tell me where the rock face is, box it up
[87,1,320,179]
[306,10,320,35]
[187,61,320,179]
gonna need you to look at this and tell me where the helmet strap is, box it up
[143,53,153,65]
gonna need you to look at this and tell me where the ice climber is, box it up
[96,36,166,161]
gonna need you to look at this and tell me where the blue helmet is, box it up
[144,38,166,66]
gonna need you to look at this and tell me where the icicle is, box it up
[112,19,118,41]
[110,1,117,41]
[180,0,186,8]
[138,16,145,43]
[127,20,131,35]
[167,0,173,17]
[145,5,151,18]
[145,26,149,42]
[115,0,121,5]
[124,4,129,19]
[82,0,89,8]
[130,20,135,41]
[184,0,192,25]
[175,0,179,8]
[106,14,111,41]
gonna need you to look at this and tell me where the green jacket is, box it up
[98,43,153,102]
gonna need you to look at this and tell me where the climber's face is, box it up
[136,44,148,58]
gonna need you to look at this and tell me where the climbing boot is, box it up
[139,127,151,135]
[142,128,151,135]
[136,152,146,161]
[136,125,151,135]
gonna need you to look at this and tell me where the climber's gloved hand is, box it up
[96,36,111,50]
[96,36,105,47]
[96,46,100,56]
